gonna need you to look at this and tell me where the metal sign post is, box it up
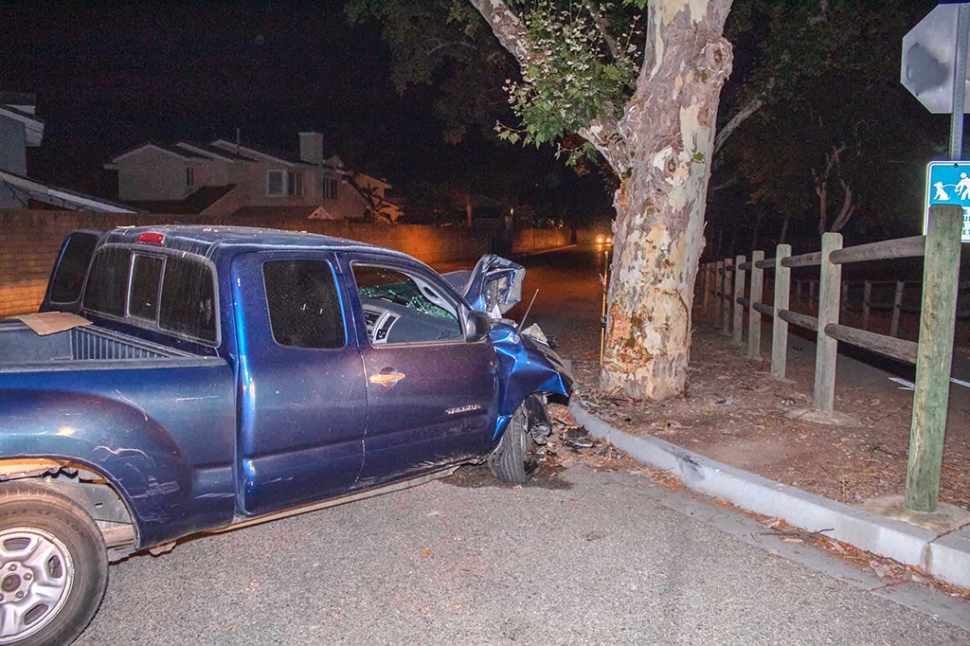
[950,4,970,159]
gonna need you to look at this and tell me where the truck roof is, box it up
[102,225,412,261]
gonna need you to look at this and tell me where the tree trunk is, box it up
[470,0,734,400]
[779,215,790,245]
[600,1,734,399]
[751,211,763,252]
[727,222,739,259]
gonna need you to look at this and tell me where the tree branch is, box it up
[469,0,626,174]
[585,1,620,60]
[425,40,478,57]
[713,96,763,156]
[467,0,540,71]
[830,178,856,232]
[711,174,740,192]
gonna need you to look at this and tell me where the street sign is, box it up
[924,161,970,242]
[902,4,970,114]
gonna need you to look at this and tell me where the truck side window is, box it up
[352,265,462,345]
[49,234,99,304]
[81,247,132,317]
[263,260,345,349]
[128,255,163,320]
[158,257,217,344]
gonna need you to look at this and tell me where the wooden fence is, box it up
[787,276,970,340]
[697,205,964,514]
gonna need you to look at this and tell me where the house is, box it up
[105,132,402,221]
[0,92,135,212]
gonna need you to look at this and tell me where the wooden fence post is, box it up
[748,251,764,359]
[810,280,818,303]
[841,283,849,314]
[905,205,963,513]
[733,255,746,345]
[722,258,733,336]
[715,260,724,329]
[813,232,843,413]
[862,280,872,331]
[796,280,803,305]
[890,281,904,337]
[772,245,791,379]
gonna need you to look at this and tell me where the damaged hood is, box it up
[443,255,524,319]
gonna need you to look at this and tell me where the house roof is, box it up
[211,139,313,167]
[176,141,255,162]
[0,106,44,146]
[0,105,43,124]
[124,184,237,214]
[0,169,137,213]
[110,142,208,164]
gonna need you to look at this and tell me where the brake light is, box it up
[138,232,164,245]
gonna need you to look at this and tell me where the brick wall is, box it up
[0,210,572,317]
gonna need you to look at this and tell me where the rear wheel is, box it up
[0,483,108,646]
[488,396,549,484]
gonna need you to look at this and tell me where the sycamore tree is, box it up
[352,0,735,400]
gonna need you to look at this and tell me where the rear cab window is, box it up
[81,245,219,346]
[262,259,346,349]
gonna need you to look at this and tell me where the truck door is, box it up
[344,255,499,483]
[230,251,367,516]
[40,230,101,313]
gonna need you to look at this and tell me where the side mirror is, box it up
[464,310,491,342]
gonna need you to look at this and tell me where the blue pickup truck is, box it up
[0,225,571,645]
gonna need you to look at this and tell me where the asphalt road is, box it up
[76,465,968,645]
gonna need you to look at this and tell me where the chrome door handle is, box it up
[369,369,405,387]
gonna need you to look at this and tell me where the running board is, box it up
[208,465,461,535]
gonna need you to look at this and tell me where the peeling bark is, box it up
[601,0,734,400]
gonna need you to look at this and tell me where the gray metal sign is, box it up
[902,3,970,114]
[903,3,970,160]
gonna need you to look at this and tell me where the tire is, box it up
[488,397,542,484]
[0,482,108,646]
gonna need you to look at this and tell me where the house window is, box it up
[267,170,285,197]
[288,171,304,197]
[186,167,196,188]
[323,176,338,200]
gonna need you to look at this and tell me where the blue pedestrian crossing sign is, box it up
[925,161,970,242]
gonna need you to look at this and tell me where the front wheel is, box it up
[0,483,108,646]
[488,396,549,484]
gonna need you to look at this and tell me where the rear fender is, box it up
[489,323,573,441]
[0,390,192,548]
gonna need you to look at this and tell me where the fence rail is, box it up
[697,204,964,514]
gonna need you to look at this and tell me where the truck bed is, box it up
[0,320,196,368]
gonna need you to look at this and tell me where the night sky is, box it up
[1,1,611,222]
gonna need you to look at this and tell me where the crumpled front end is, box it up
[489,322,573,441]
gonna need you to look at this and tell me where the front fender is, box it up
[0,389,216,547]
[489,323,573,440]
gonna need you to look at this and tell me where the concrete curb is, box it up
[568,400,970,590]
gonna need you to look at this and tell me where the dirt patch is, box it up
[561,323,970,511]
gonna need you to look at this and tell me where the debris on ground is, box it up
[560,324,970,511]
